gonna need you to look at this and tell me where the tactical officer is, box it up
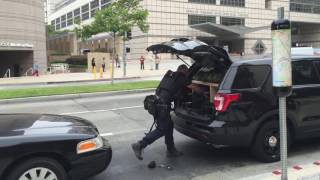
[131,64,190,160]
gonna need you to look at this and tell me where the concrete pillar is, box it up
[216,0,220,5]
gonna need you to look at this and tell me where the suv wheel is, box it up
[251,120,291,163]
[6,157,68,180]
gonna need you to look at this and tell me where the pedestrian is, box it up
[32,64,39,77]
[140,55,145,70]
[115,54,120,68]
[102,58,106,72]
[131,64,193,160]
[91,58,96,71]
[155,54,160,70]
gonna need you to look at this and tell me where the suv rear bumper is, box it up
[172,113,254,147]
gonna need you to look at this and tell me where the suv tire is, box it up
[6,157,68,180]
[251,120,290,163]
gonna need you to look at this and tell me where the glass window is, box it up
[220,17,245,26]
[221,0,245,7]
[67,12,73,26]
[188,0,216,4]
[82,12,90,21]
[232,65,270,89]
[74,16,81,24]
[67,12,73,19]
[188,15,216,25]
[81,4,89,13]
[74,8,80,16]
[91,9,98,17]
[290,0,320,14]
[55,18,60,24]
[101,0,111,5]
[61,15,66,22]
[292,61,320,85]
[91,0,99,9]
[51,20,55,27]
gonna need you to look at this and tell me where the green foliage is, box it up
[74,0,149,41]
[0,81,159,99]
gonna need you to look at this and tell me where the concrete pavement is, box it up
[0,59,189,86]
[2,92,320,180]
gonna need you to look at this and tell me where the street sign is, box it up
[271,7,292,180]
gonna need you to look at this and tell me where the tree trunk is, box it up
[112,32,115,84]
[123,32,127,77]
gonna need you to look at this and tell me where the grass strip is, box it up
[0,80,159,100]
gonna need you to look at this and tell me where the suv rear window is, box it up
[293,61,320,85]
[231,65,270,89]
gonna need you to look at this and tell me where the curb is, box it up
[0,88,156,105]
[0,76,141,87]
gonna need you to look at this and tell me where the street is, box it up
[2,92,320,180]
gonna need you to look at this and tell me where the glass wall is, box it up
[52,0,114,30]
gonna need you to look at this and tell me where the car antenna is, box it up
[176,55,191,67]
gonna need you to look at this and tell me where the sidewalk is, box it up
[0,59,189,86]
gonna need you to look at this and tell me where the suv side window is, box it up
[232,65,270,89]
[292,61,320,85]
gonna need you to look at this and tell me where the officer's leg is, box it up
[165,117,183,157]
[132,108,169,160]
[164,117,174,148]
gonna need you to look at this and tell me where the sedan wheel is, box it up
[6,157,67,180]
[19,167,58,180]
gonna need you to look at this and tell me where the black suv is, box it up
[148,38,320,162]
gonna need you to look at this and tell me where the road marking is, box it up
[60,105,144,115]
[100,129,146,137]
[100,133,113,136]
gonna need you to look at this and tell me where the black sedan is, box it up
[0,114,112,180]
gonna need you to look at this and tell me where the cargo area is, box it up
[176,53,228,118]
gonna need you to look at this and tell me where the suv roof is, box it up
[233,56,320,66]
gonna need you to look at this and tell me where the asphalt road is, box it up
[2,92,320,180]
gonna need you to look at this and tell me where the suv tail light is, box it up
[214,93,240,112]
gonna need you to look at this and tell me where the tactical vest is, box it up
[156,70,185,103]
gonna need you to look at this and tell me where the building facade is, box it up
[48,0,320,61]
[0,0,47,77]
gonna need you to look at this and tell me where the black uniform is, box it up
[140,70,188,149]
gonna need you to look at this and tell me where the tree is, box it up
[75,0,149,84]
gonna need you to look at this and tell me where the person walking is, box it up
[91,58,96,71]
[140,55,145,70]
[131,64,191,160]
[115,54,120,68]
[102,58,106,72]
[155,54,160,70]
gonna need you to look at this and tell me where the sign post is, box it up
[271,7,292,180]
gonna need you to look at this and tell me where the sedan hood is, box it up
[0,114,97,137]
[146,38,232,68]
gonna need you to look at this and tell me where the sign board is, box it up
[0,42,34,48]
[272,22,292,87]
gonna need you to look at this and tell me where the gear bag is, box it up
[144,95,158,116]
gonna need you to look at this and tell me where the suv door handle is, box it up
[291,92,297,97]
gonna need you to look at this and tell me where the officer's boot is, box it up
[131,141,145,160]
[166,145,183,158]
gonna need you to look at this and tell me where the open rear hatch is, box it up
[147,38,233,124]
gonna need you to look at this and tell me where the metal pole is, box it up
[279,97,288,180]
[277,7,288,180]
